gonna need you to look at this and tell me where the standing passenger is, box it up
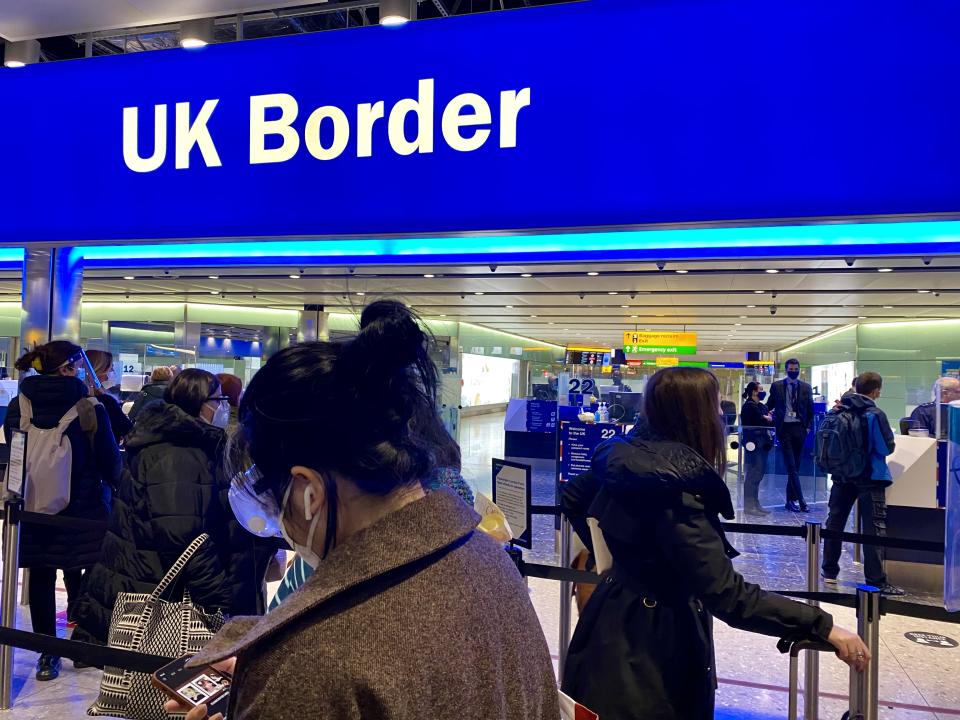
[561,367,869,720]
[3,341,121,681]
[740,382,774,515]
[85,349,133,442]
[168,300,558,720]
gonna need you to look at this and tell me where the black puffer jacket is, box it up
[561,421,834,720]
[73,402,245,645]
[127,381,168,423]
[3,376,121,569]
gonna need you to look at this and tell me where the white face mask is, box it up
[280,483,323,569]
[204,400,230,429]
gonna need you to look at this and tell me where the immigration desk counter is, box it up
[883,430,946,593]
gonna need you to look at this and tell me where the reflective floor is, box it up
[0,413,956,718]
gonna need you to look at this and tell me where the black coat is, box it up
[740,399,774,450]
[73,402,275,645]
[766,378,815,431]
[3,376,122,569]
[98,392,133,443]
[561,422,833,720]
[127,381,168,423]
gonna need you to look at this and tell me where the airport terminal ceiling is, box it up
[0,254,951,354]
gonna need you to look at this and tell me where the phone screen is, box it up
[153,656,231,716]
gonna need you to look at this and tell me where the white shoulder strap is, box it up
[586,517,613,575]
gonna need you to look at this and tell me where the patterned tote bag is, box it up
[88,534,225,720]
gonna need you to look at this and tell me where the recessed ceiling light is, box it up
[474,291,484,296]
[586,271,599,276]
[530,314,538,318]
[548,322,555,325]
[765,269,780,274]
[439,314,447,317]
[608,291,618,295]
[754,290,765,294]
[858,316,867,319]
[630,315,638,318]
[423,273,435,278]
[620,305,629,308]
[739,315,748,319]
[289,274,301,279]
[735,323,742,326]
[878,268,894,273]
[521,273,533,278]
[356,292,365,296]
[746,305,756,308]
[208,275,219,280]
[675,269,689,274]
[209,290,218,295]
[505,305,514,309]
[123,275,135,280]
[918,289,931,293]
[883,305,894,309]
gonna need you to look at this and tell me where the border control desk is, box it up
[884,435,944,591]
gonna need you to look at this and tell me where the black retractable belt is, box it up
[0,627,173,673]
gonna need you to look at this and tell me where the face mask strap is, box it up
[321,474,338,560]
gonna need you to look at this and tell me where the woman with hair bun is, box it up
[3,341,121,681]
[170,300,558,720]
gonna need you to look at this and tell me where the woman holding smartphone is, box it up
[165,301,558,720]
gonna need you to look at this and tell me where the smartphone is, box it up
[152,655,231,718]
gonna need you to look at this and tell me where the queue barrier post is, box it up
[849,586,881,720]
[853,502,862,565]
[1,497,23,710]
[804,521,822,720]
[557,514,573,681]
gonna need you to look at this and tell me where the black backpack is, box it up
[815,405,869,478]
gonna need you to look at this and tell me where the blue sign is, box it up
[3,0,960,247]
[525,400,557,434]
[709,362,746,370]
[558,420,623,484]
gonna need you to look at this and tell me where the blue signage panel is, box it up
[525,400,557,434]
[558,420,623,484]
[3,0,960,245]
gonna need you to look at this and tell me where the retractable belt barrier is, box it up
[18,510,109,533]
[0,627,172,674]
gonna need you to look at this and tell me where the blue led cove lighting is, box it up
[76,220,960,267]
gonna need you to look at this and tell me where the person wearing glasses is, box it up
[4,341,122,681]
[73,369,264,647]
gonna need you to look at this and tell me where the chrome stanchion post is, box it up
[1,497,23,710]
[736,427,744,513]
[558,514,573,681]
[804,521,822,720]
[849,585,881,720]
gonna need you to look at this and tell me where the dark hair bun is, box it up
[358,300,427,368]
[742,381,760,400]
[14,340,81,375]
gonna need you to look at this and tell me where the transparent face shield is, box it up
[228,465,284,539]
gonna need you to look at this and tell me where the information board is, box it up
[492,458,532,549]
[558,420,623,483]
[623,332,698,356]
[526,400,558,434]
[5,429,26,497]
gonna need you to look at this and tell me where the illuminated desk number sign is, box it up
[622,332,698,356]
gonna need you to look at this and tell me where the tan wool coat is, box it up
[192,489,560,720]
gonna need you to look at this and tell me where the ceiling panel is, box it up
[0,0,328,41]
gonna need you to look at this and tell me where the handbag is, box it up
[88,534,225,720]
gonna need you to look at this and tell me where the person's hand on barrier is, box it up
[828,626,870,672]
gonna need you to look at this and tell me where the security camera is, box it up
[656,261,666,271]
[460,293,466,300]
[770,305,778,315]
[489,264,498,273]
[630,293,637,300]
[348,267,356,274]
[922,257,933,266]
[934,292,941,297]
[771,291,779,299]
[844,258,856,267]
[579,291,585,300]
